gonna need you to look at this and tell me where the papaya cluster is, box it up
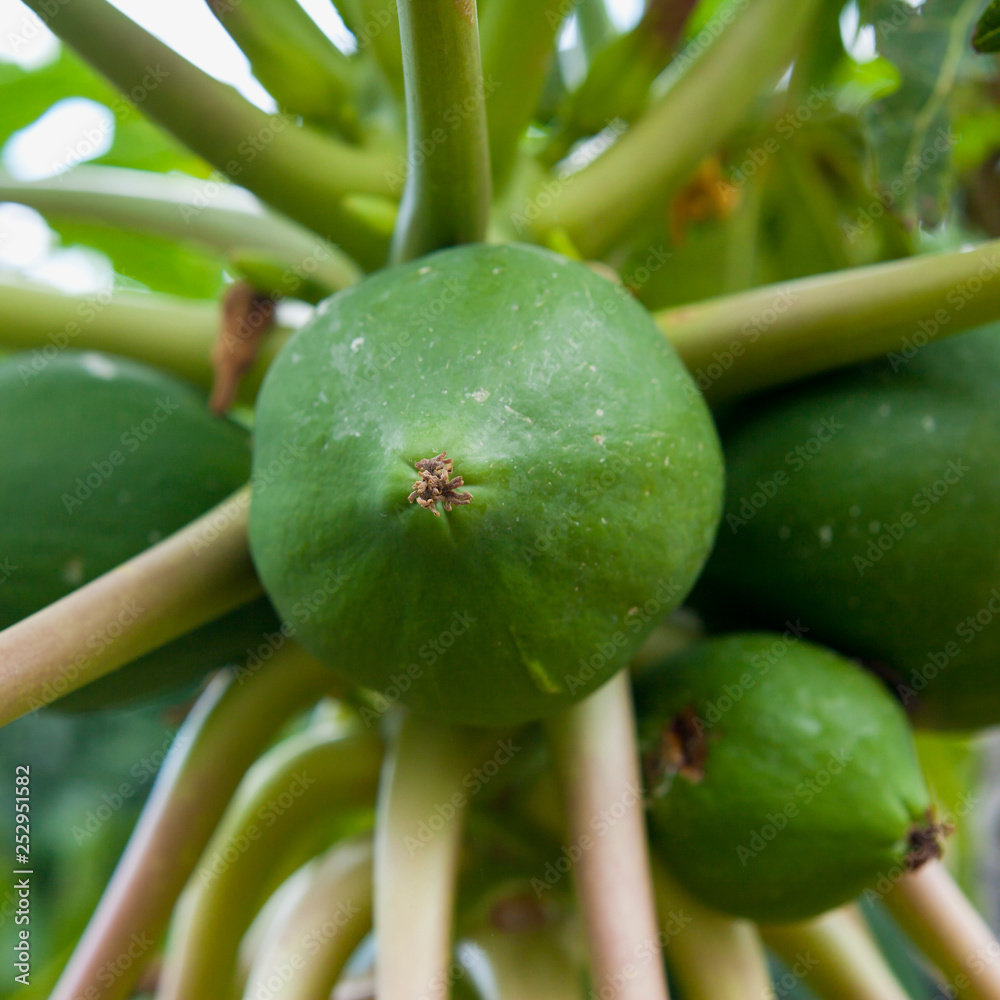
[10,245,998,930]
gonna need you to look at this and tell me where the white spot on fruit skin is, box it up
[596,408,604,417]
[878,403,892,418]
[418,266,431,275]
[922,415,936,432]
[664,456,670,467]
[80,353,118,380]
[470,388,491,403]
[778,526,791,540]
[350,337,365,352]
[869,521,881,534]
[61,558,84,585]
[818,525,833,547]
[849,505,861,517]
[594,435,605,445]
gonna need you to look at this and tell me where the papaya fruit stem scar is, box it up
[408,452,473,516]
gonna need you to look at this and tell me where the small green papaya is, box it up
[0,351,277,711]
[700,325,1000,729]
[249,243,723,725]
[635,633,939,924]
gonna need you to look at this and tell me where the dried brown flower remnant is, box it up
[904,809,953,871]
[408,452,473,516]
[643,705,708,796]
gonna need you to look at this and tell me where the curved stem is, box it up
[0,166,361,293]
[240,837,373,1000]
[529,0,820,257]
[884,860,1000,1000]
[390,0,491,262]
[546,670,670,1000]
[158,726,383,1000]
[49,644,340,1000]
[479,0,567,192]
[0,279,286,398]
[651,858,771,1000]
[374,714,476,1000]
[761,905,911,1000]
[657,237,1000,401]
[205,0,360,139]
[455,922,583,999]
[20,0,397,268]
[0,486,260,726]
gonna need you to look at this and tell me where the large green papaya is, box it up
[635,633,938,923]
[701,325,1000,729]
[0,351,277,711]
[249,243,724,725]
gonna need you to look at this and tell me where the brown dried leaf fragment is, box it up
[408,452,473,516]
[210,281,277,414]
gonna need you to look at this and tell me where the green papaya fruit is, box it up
[635,633,939,924]
[0,351,277,711]
[249,243,723,725]
[701,325,1000,729]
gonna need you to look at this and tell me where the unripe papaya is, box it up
[0,351,277,711]
[701,326,1000,729]
[635,633,939,923]
[249,243,723,725]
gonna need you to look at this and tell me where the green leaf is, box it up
[860,0,982,227]
[50,217,227,298]
[0,46,212,177]
[973,0,1000,51]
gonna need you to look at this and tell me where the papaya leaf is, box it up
[49,218,226,298]
[860,0,982,228]
[0,47,211,177]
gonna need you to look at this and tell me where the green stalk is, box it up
[0,167,361,294]
[884,861,1000,1000]
[0,486,259,726]
[761,905,911,1000]
[657,238,1000,401]
[205,0,360,140]
[529,0,820,257]
[479,0,568,192]
[374,714,476,1000]
[650,859,772,1000]
[241,838,373,1000]
[0,278,286,397]
[21,0,397,268]
[389,0,491,262]
[49,647,339,1000]
[546,671,670,1000]
[158,726,383,1000]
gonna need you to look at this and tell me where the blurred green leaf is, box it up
[860,0,982,228]
[50,218,226,298]
[973,0,1000,52]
